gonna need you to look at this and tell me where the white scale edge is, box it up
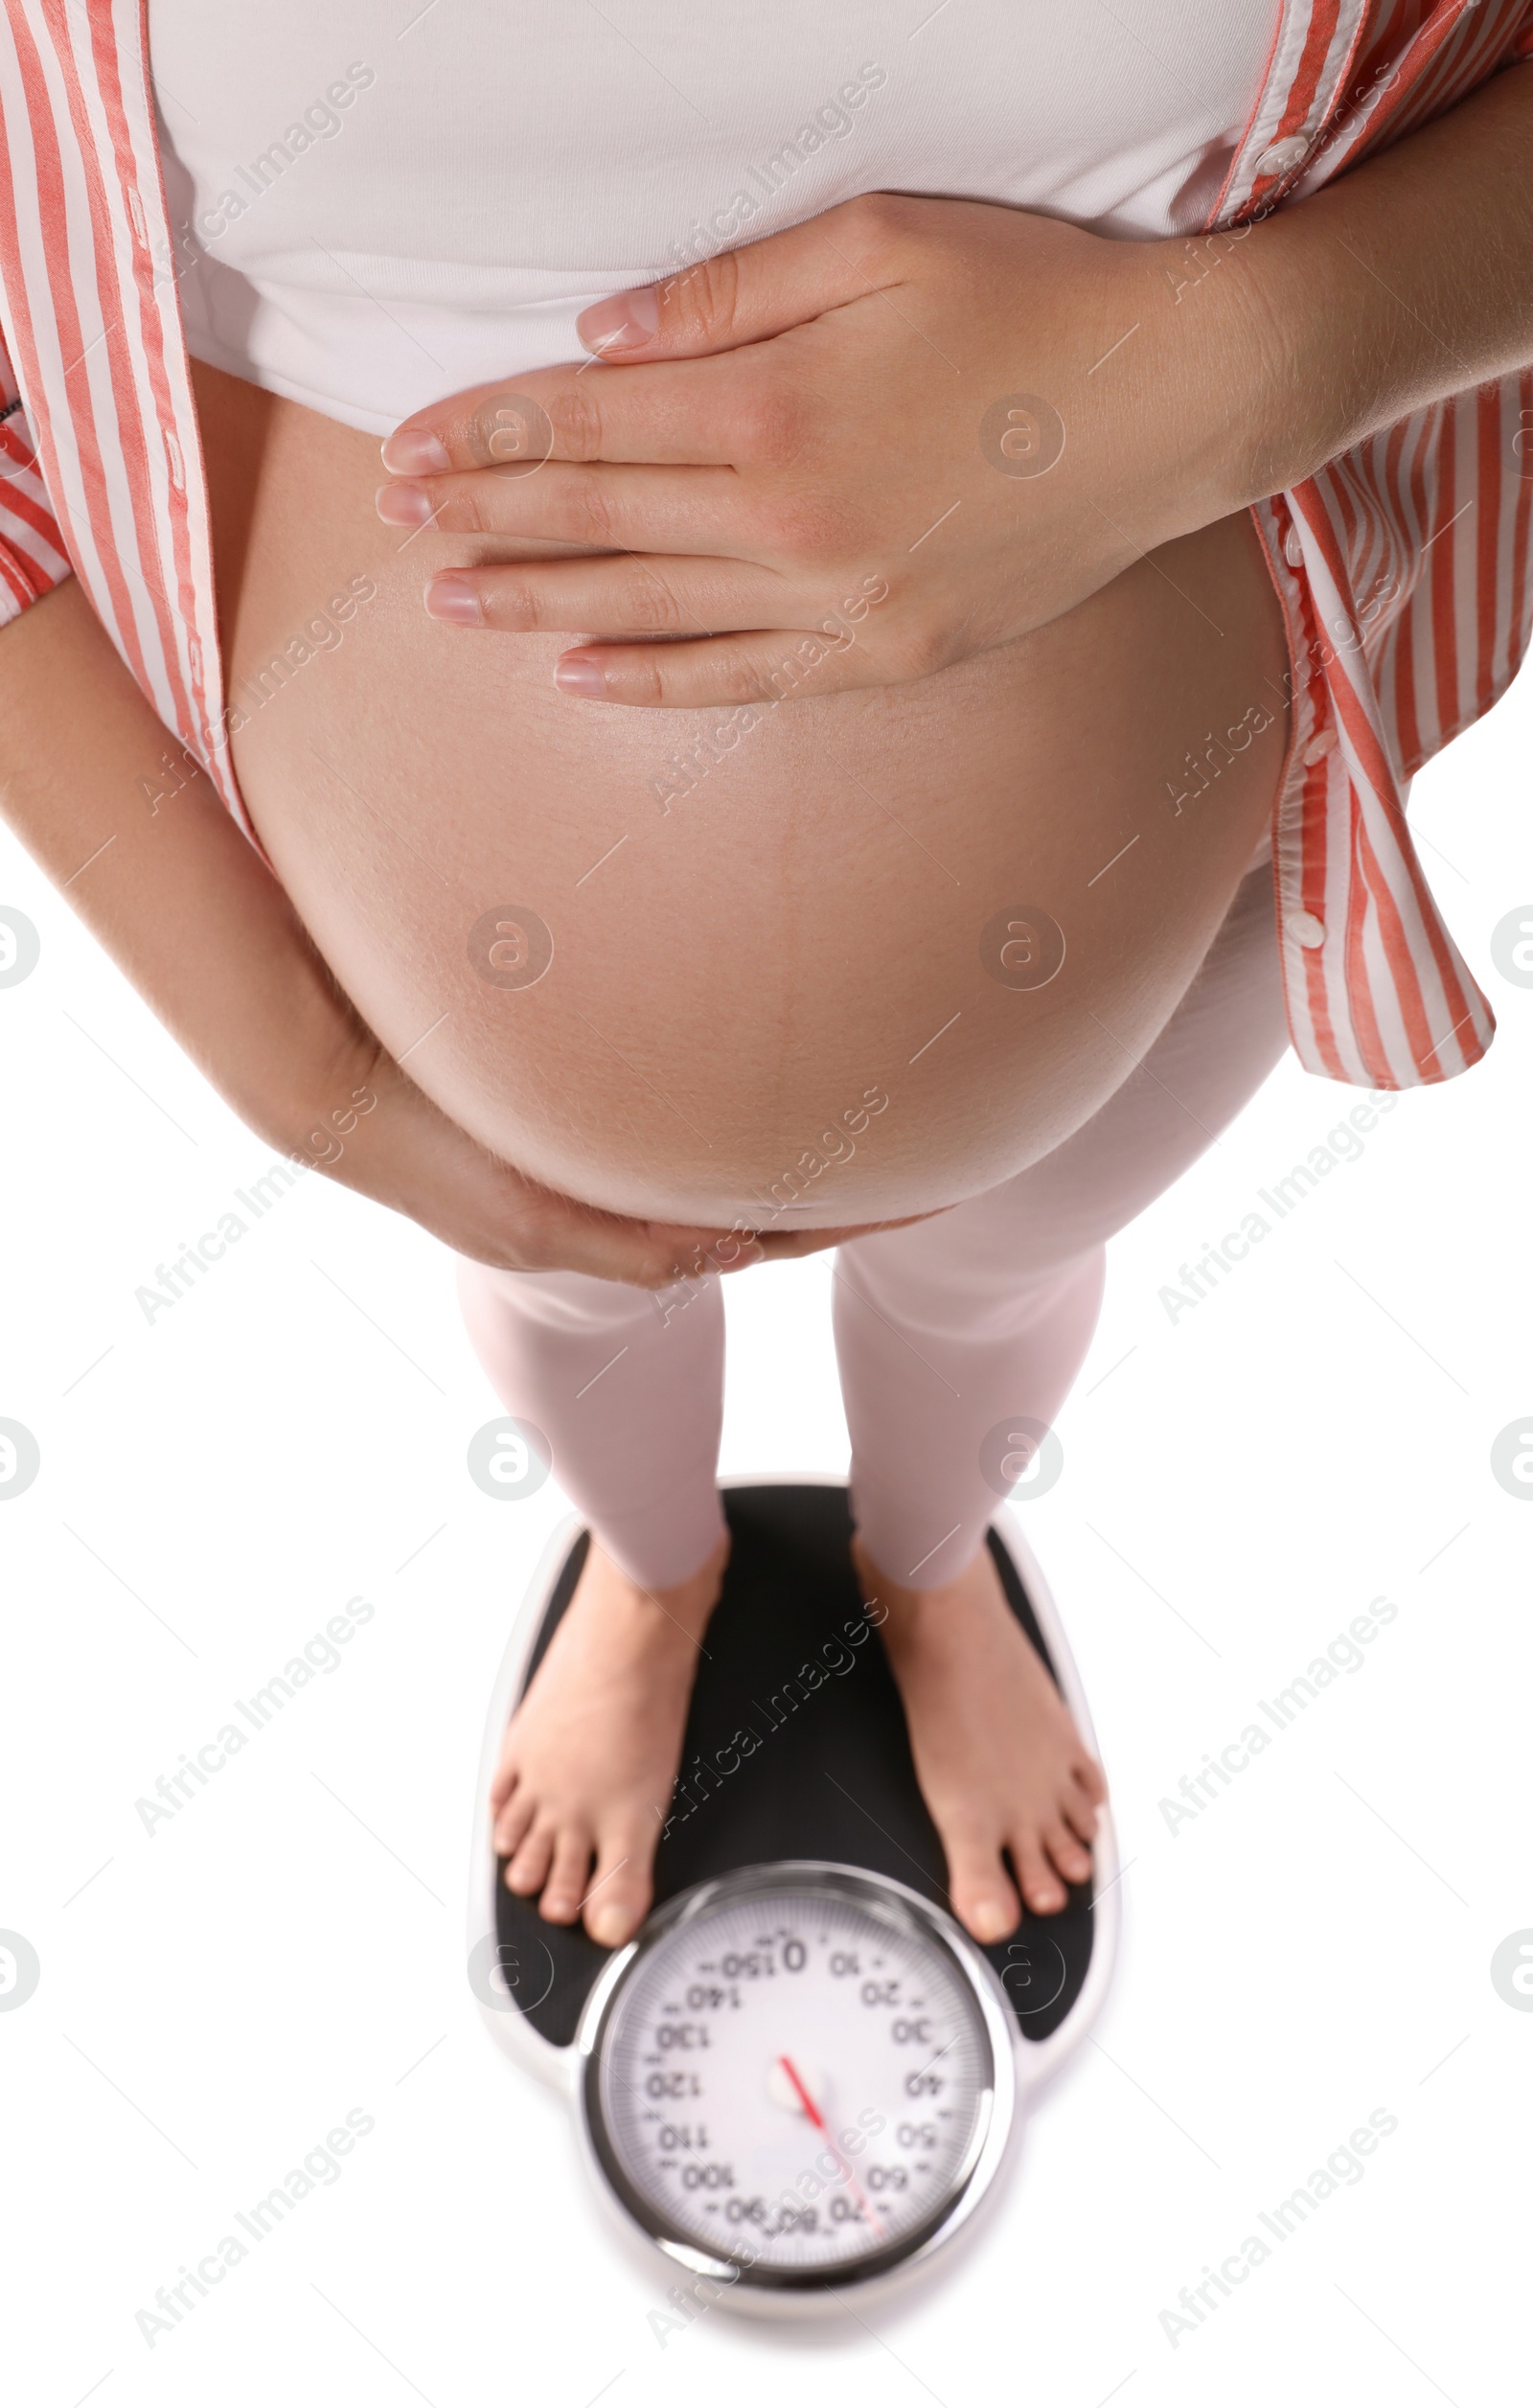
[462,1474,1121,2302]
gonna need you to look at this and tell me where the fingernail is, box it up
[380,426,450,474]
[577,284,660,354]
[590,1904,629,1947]
[555,654,607,698]
[424,573,483,626]
[375,481,434,528]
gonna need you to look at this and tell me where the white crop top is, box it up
[149,2,1274,438]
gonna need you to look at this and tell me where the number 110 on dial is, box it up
[577,1865,1016,2292]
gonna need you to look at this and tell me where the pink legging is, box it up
[458,864,1288,1592]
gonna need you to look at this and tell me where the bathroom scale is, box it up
[467,1476,1118,2312]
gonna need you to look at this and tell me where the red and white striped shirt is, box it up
[1,0,1530,1089]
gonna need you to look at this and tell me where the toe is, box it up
[583,1823,654,1949]
[1043,1816,1093,1890]
[493,1782,537,1862]
[489,1731,521,1816]
[1061,1776,1100,1848]
[1073,1751,1109,1806]
[538,1824,595,1924]
[943,1818,1021,1944]
[1011,1830,1068,1916]
[505,1822,554,1896]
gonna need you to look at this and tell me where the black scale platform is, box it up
[495,1483,1093,2049]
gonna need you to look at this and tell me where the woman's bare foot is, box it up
[490,1531,728,1947]
[851,1531,1107,1942]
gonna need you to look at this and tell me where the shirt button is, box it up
[1292,909,1327,950]
[1283,523,1305,568]
[1303,727,1337,766]
[1256,133,1310,176]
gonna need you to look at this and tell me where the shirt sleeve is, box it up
[0,326,72,626]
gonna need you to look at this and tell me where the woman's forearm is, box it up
[1223,58,1533,501]
[0,576,375,1149]
[0,578,771,1281]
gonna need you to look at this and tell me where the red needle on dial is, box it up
[777,2054,887,2242]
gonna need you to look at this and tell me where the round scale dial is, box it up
[578,1866,1014,2289]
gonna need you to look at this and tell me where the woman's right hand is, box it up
[294,1032,741,1285]
[0,581,926,1291]
[288,1030,920,1288]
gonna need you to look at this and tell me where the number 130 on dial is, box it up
[575,1863,1018,2300]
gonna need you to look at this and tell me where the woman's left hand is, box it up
[376,193,1284,709]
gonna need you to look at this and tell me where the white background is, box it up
[1,663,1529,2408]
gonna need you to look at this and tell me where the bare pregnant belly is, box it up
[195,358,1291,1227]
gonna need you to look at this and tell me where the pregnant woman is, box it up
[2,5,1529,1952]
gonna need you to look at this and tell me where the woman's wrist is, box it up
[233,977,391,1178]
[1177,60,1533,517]
[0,578,392,1175]
[1133,200,1395,533]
